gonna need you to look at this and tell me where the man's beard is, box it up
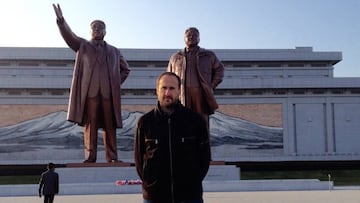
[165,101,177,110]
[162,96,177,110]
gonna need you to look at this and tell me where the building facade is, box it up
[0,46,359,162]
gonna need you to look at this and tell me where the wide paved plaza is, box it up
[0,190,360,203]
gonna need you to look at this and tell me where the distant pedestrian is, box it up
[39,163,59,203]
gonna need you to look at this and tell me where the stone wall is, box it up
[0,105,68,127]
[0,104,282,128]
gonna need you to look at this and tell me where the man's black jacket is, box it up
[134,102,211,202]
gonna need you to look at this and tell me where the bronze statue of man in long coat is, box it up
[53,4,130,163]
[167,27,224,129]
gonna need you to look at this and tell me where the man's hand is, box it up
[38,193,42,198]
[52,3,63,20]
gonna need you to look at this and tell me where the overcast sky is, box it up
[0,0,359,77]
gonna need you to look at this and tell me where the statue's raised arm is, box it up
[52,3,63,21]
[52,3,81,50]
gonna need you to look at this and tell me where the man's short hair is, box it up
[90,20,106,29]
[48,162,55,169]
[157,72,181,89]
[185,27,199,36]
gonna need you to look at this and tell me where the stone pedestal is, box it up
[56,161,240,184]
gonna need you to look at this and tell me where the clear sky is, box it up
[0,0,359,77]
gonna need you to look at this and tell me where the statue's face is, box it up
[184,29,199,48]
[91,22,106,40]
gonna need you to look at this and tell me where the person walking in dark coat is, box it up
[39,163,59,203]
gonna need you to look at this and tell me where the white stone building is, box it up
[0,46,360,162]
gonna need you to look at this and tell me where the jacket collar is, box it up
[155,101,182,117]
[178,46,206,56]
[185,46,199,53]
[91,40,106,47]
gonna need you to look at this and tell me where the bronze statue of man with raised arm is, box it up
[53,4,130,163]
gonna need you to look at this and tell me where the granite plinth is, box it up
[56,162,239,184]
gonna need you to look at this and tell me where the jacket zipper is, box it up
[168,118,175,203]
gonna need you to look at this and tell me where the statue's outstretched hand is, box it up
[52,3,63,20]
